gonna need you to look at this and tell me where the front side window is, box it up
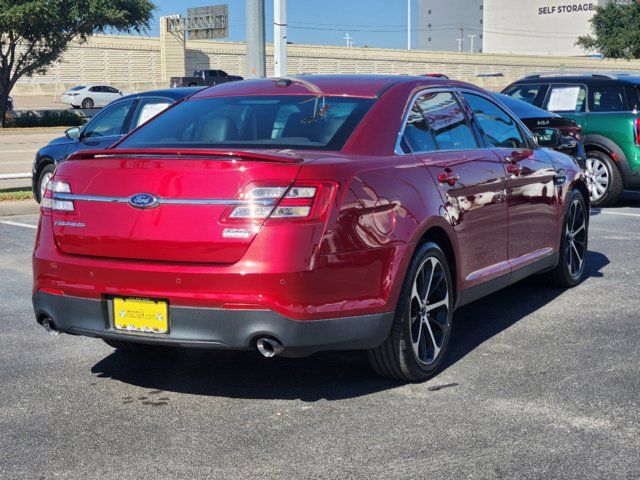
[462,93,527,149]
[545,85,587,113]
[82,100,135,139]
[590,86,627,112]
[503,83,545,105]
[401,91,478,153]
[118,95,374,151]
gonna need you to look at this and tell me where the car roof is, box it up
[491,92,559,119]
[192,75,482,99]
[119,87,203,102]
[511,73,640,86]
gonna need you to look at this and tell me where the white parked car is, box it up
[60,85,123,109]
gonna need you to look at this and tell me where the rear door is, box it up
[399,90,510,290]
[461,92,558,268]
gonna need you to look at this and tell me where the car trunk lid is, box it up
[50,149,303,264]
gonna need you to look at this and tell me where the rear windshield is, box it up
[491,93,558,119]
[118,95,375,151]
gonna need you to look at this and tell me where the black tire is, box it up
[102,338,162,352]
[586,150,623,207]
[81,97,94,109]
[35,163,55,203]
[368,241,454,381]
[547,189,589,287]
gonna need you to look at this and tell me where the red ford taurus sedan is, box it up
[33,75,590,381]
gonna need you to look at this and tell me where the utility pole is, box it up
[407,0,411,50]
[456,38,462,52]
[344,32,353,47]
[274,0,287,77]
[458,25,464,52]
[468,34,477,53]
[245,0,265,78]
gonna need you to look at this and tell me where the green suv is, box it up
[503,73,640,206]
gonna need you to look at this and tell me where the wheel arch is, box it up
[418,225,458,306]
[33,155,56,199]
[583,134,627,173]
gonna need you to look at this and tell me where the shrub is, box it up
[5,109,84,128]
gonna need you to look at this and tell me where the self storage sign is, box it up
[538,3,596,15]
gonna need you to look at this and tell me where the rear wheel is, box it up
[81,97,94,109]
[36,163,55,203]
[585,151,623,207]
[368,242,453,381]
[547,189,589,287]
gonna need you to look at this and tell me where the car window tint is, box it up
[82,100,135,139]
[503,84,544,105]
[132,99,172,129]
[401,91,478,153]
[590,86,626,112]
[545,85,586,113]
[462,93,527,149]
[118,96,374,151]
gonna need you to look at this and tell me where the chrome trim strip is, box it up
[53,193,276,206]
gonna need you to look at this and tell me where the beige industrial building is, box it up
[12,14,640,99]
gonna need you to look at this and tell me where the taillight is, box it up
[41,180,74,212]
[221,182,336,224]
[635,117,640,145]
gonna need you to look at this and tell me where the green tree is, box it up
[577,1,640,59]
[0,0,155,126]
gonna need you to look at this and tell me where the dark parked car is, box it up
[170,69,243,88]
[503,72,640,206]
[491,92,586,166]
[34,75,589,381]
[32,87,201,202]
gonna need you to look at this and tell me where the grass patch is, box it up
[0,187,33,201]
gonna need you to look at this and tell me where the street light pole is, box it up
[245,0,266,78]
[407,0,411,50]
[274,0,287,77]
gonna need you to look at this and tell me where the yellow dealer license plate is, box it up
[113,297,169,334]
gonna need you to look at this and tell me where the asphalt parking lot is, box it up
[1,194,639,479]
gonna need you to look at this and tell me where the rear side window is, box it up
[545,85,586,113]
[462,93,528,149]
[503,83,546,106]
[130,99,172,129]
[590,86,627,112]
[401,91,478,153]
[118,95,374,151]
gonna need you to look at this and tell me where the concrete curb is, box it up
[0,199,39,217]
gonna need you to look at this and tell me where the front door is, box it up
[76,99,136,151]
[462,92,558,269]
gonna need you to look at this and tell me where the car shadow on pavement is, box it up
[591,191,640,216]
[91,250,609,401]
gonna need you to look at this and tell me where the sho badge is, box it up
[128,193,159,209]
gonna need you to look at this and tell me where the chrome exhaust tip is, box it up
[256,337,284,358]
[41,317,59,336]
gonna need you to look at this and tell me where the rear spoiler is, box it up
[66,148,303,164]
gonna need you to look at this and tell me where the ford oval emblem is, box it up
[128,193,159,209]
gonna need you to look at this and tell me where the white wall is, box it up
[483,0,605,56]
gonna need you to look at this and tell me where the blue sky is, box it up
[146,0,413,49]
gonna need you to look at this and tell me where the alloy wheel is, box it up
[585,156,609,202]
[409,256,451,365]
[565,198,587,278]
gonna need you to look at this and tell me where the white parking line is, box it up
[592,210,640,218]
[0,220,37,229]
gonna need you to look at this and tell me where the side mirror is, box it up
[65,126,81,140]
[533,127,563,149]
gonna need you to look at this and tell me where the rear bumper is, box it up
[33,291,394,354]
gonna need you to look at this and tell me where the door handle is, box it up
[437,170,460,186]
[506,163,521,176]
